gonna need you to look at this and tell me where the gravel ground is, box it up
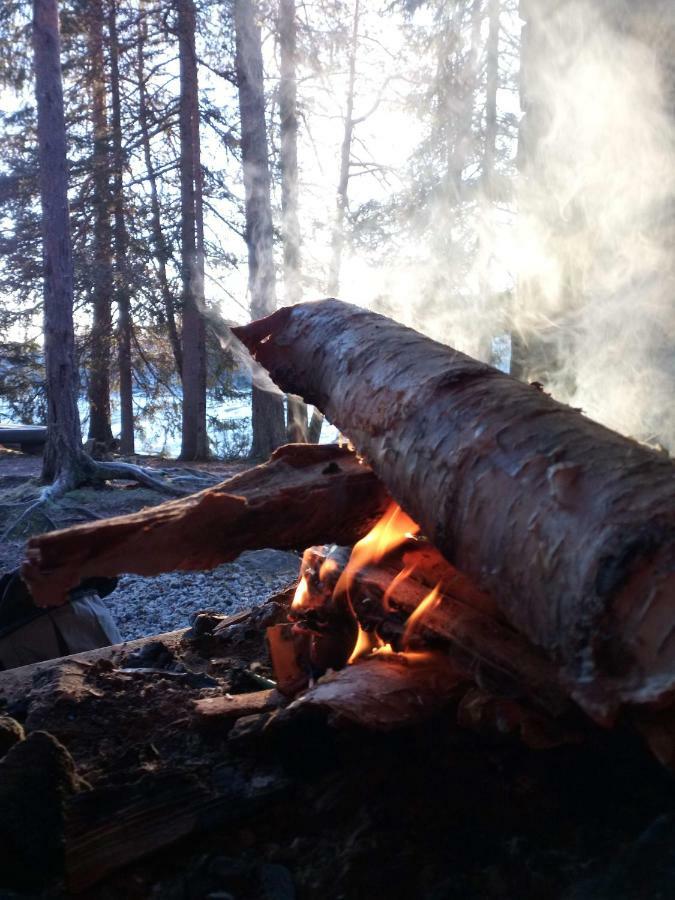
[0,539,301,642]
[107,550,301,640]
[0,450,304,643]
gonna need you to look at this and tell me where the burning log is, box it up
[21,444,389,607]
[274,652,462,731]
[297,543,570,717]
[233,300,675,723]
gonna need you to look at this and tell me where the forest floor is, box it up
[0,448,301,640]
[2,581,675,899]
[2,451,675,900]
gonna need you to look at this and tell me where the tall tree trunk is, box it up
[108,0,134,455]
[86,0,115,448]
[475,0,499,365]
[278,0,307,442]
[483,0,499,194]
[308,0,361,445]
[136,0,182,377]
[511,0,560,383]
[177,0,208,460]
[33,0,87,487]
[327,0,359,297]
[234,0,286,459]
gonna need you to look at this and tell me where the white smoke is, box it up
[511,0,675,449]
[334,1,675,451]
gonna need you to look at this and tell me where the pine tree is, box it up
[234,0,286,459]
[177,0,208,460]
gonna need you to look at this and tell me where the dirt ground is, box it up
[1,591,675,900]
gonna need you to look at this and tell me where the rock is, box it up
[0,716,24,758]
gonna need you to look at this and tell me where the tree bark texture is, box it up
[177,0,208,460]
[234,0,286,458]
[108,0,134,454]
[232,299,675,723]
[22,444,390,607]
[86,0,115,447]
[279,0,301,308]
[483,0,499,194]
[33,0,86,487]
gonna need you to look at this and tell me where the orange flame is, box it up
[334,503,419,602]
[347,623,378,664]
[291,573,310,610]
[319,557,339,582]
[402,583,442,648]
[288,503,426,669]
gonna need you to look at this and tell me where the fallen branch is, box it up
[21,444,389,607]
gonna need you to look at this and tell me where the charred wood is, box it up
[298,544,571,717]
[64,764,290,892]
[275,651,462,731]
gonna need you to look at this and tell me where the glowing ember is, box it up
[347,623,380,664]
[372,642,394,655]
[291,573,310,610]
[402,584,442,648]
[319,556,339,581]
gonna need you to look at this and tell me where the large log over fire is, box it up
[233,300,675,722]
[21,444,389,607]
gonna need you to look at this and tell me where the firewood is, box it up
[275,651,462,730]
[456,687,583,750]
[233,300,675,723]
[299,544,570,717]
[193,688,281,722]
[0,627,186,706]
[21,443,389,607]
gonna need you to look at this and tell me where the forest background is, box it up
[1,0,675,466]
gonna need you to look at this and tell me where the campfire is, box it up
[259,499,577,742]
[19,299,675,757]
[7,300,675,894]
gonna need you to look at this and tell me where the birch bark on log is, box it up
[232,299,675,722]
